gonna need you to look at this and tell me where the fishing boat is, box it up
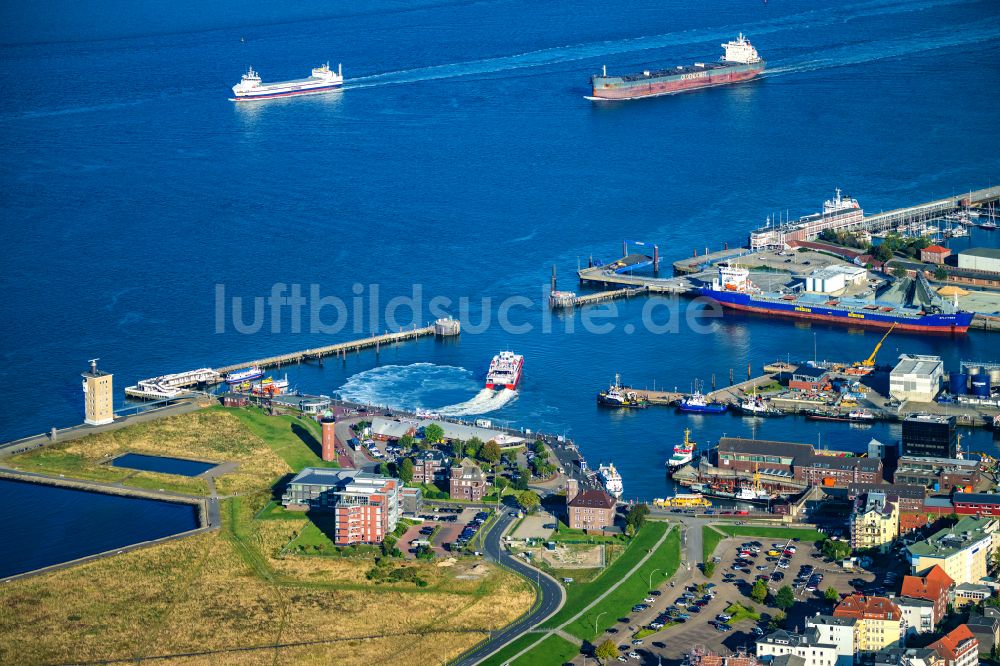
[667,429,697,473]
[597,374,648,408]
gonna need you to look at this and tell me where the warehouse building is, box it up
[957,247,1000,273]
[889,355,944,403]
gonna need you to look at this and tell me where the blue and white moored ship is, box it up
[231,63,343,101]
[224,365,264,384]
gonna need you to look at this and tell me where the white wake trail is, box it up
[340,0,975,90]
[437,388,518,416]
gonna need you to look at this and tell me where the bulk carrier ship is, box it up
[700,264,975,333]
[231,63,343,101]
[589,33,764,101]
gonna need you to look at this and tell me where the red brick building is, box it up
[450,458,488,501]
[281,468,401,545]
[952,493,1000,517]
[921,245,952,265]
[567,489,616,531]
[717,438,882,488]
[412,450,447,484]
[900,565,954,625]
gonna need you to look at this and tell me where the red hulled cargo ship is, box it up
[589,34,764,101]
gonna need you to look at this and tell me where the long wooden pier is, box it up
[215,325,439,374]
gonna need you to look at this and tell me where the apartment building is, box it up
[282,468,401,545]
[833,595,903,653]
[850,492,899,552]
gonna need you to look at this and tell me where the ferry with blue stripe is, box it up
[700,264,974,333]
[231,63,343,102]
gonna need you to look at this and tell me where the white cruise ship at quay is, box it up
[231,63,343,101]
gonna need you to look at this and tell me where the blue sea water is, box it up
[111,453,217,476]
[0,478,199,577]
[2,0,999,501]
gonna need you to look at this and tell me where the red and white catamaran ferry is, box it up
[485,351,523,390]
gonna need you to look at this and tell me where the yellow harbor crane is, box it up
[846,322,896,375]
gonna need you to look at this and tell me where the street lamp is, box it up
[648,568,661,591]
[594,611,607,637]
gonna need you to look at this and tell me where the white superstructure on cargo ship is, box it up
[231,63,343,101]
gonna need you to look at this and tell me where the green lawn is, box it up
[724,602,761,624]
[509,634,579,666]
[255,500,310,520]
[285,521,335,554]
[712,525,826,542]
[536,522,680,642]
[550,521,621,544]
[561,527,680,640]
[479,633,580,666]
[223,408,339,472]
[702,525,726,562]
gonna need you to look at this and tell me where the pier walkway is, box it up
[576,266,709,294]
[863,185,1000,232]
[215,325,436,374]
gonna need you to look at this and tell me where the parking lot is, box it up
[580,532,878,665]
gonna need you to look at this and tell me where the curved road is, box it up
[453,511,565,666]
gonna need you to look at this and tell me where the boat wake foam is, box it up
[336,363,517,416]
[437,388,518,416]
[337,363,476,411]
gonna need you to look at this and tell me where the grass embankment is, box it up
[712,525,826,542]
[550,521,622,544]
[507,635,579,666]
[703,525,727,563]
[543,522,680,641]
[483,524,681,666]
[7,408,294,495]
[0,408,534,665]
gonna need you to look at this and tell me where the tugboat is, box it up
[667,428,697,474]
[677,386,728,414]
[737,387,784,417]
[597,463,623,498]
[597,374,648,408]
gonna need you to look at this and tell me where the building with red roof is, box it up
[833,595,902,652]
[921,245,952,265]
[928,624,978,666]
[900,565,954,625]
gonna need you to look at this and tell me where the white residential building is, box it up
[895,596,936,636]
[806,614,858,666]
[757,628,839,666]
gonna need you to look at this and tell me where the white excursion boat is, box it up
[597,463,623,498]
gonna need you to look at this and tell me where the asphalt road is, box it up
[453,511,565,666]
